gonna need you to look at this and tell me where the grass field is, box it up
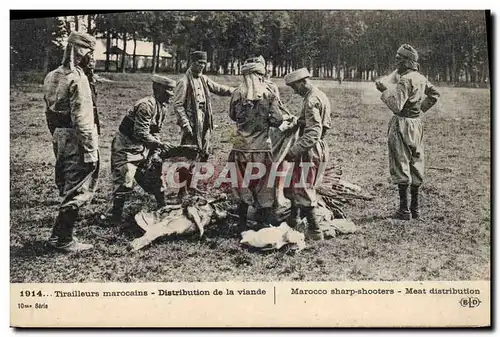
[10,72,490,282]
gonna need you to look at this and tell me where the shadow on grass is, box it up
[10,240,55,257]
[355,214,391,224]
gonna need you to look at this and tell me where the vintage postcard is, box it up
[9,9,491,327]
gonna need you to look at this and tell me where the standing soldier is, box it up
[376,44,440,220]
[284,68,332,241]
[43,31,99,252]
[173,51,235,200]
[108,75,176,225]
[228,57,286,230]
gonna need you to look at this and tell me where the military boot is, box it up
[287,204,301,230]
[303,207,324,241]
[410,185,420,219]
[155,191,166,209]
[393,184,411,220]
[48,207,93,252]
[236,202,249,233]
[110,197,126,225]
[255,207,274,230]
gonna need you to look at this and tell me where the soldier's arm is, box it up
[380,77,410,114]
[133,102,162,149]
[68,75,98,163]
[288,98,323,157]
[173,78,190,127]
[205,76,235,96]
[266,81,292,118]
[229,90,241,121]
[268,93,285,127]
[421,81,440,112]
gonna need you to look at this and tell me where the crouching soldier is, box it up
[43,31,99,252]
[107,75,176,224]
[283,68,332,241]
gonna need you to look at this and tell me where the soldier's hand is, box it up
[160,141,174,153]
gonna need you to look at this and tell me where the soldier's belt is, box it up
[45,110,73,131]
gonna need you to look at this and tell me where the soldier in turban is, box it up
[173,51,236,201]
[43,31,99,252]
[228,56,289,231]
[376,44,440,220]
[107,75,177,225]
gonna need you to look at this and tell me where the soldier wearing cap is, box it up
[43,31,99,252]
[283,68,332,241]
[376,44,440,220]
[173,51,235,200]
[107,74,177,225]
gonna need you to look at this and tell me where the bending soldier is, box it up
[284,68,332,241]
[108,75,176,224]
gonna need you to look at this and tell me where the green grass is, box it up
[10,72,490,282]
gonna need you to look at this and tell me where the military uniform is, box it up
[381,70,439,186]
[173,70,234,154]
[83,67,101,135]
[173,51,234,196]
[378,44,440,219]
[284,68,332,240]
[111,96,168,200]
[229,77,284,213]
[43,31,99,251]
[108,75,176,223]
[285,86,331,208]
[44,65,99,209]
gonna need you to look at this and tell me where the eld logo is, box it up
[459,297,481,308]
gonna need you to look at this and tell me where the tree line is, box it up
[10,10,490,83]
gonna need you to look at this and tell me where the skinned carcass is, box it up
[129,194,227,251]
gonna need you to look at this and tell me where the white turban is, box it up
[239,62,267,101]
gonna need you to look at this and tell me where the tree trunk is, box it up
[74,16,79,31]
[42,18,52,72]
[210,48,216,74]
[451,52,457,82]
[105,30,111,72]
[152,41,157,73]
[65,17,71,32]
[156,44,160,71]
[481,62,487,83]
[470,64,476,83]
[121,32,127,73]
[87,15,92,33]
[132,33,137,72]
[175,45,181,73]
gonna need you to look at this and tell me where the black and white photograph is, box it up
[8,9,491,327]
